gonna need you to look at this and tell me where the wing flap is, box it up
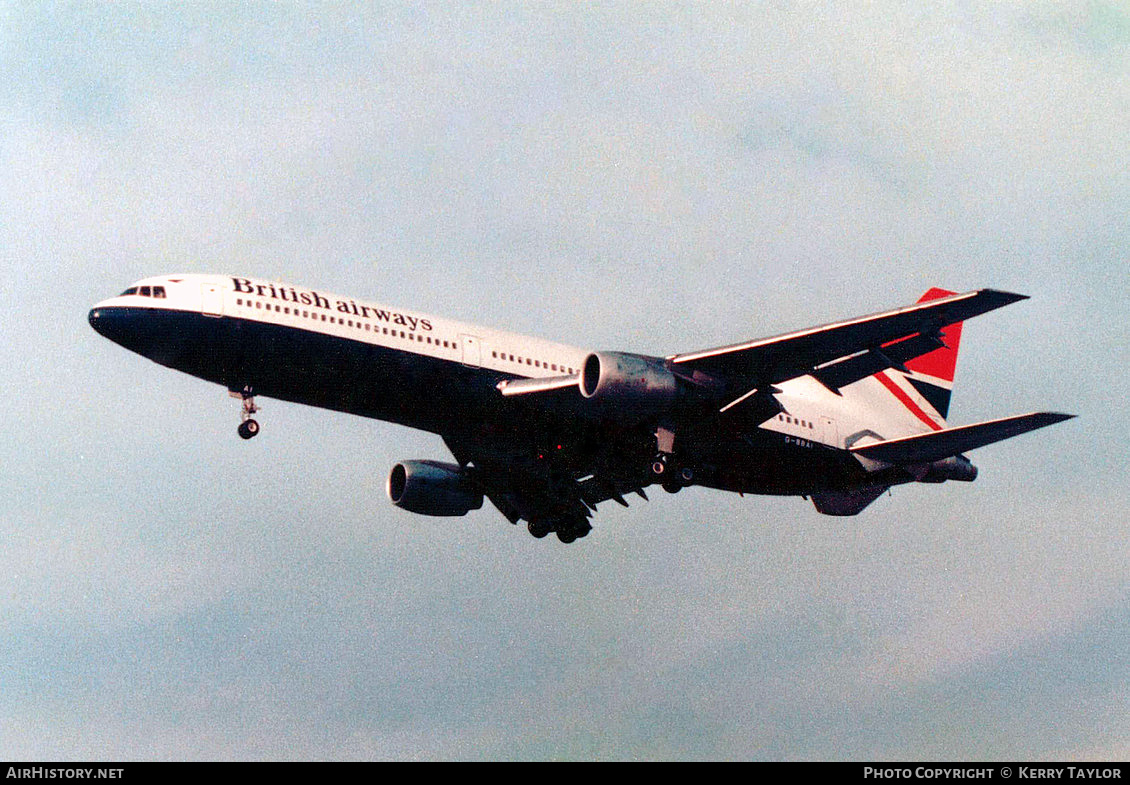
[850,412,1075,464]
[671,289,1027,388]
[811,332,945,392]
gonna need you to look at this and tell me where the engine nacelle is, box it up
[918,454,978,483]
[387,460,484,517]
[579,351,680,418]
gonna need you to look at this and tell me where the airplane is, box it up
[88,275,1073,543]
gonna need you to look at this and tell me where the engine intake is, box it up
[387,460,484,517]
[579,351,680,418]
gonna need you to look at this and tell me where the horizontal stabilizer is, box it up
[851,412,1075,465]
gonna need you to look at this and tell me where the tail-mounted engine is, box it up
[387,460,484,517]
[579,352,681,419]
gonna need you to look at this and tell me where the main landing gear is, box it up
[527,516,592,544]
[651,426,693,493]
[651,454,694,493]
[231,387,260,440]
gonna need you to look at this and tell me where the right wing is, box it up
[670,289,1027,392]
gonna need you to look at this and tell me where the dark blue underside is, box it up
[89,306,539,435]
[90,306,868,496]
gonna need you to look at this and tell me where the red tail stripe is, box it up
[875,371,943,431]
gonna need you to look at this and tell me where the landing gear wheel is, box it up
[527,520,551,539]
[661,465,693,493]
[238,419,260,440]
[555,518,591,543]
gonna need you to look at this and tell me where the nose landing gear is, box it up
[230,387,260,440]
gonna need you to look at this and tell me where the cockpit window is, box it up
[119,285,167,298]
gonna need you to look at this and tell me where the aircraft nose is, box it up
[87,303,150,356]
[88,304,120,340]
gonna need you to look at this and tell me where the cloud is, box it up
[1,1,1126,760]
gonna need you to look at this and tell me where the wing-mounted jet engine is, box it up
[387,460,484,517]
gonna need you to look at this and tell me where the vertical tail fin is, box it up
[891,287,963,421]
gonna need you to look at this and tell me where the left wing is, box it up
[670,289,1026,391]
[442,430,652,542]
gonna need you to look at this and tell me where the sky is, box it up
[1,1,1127,761]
